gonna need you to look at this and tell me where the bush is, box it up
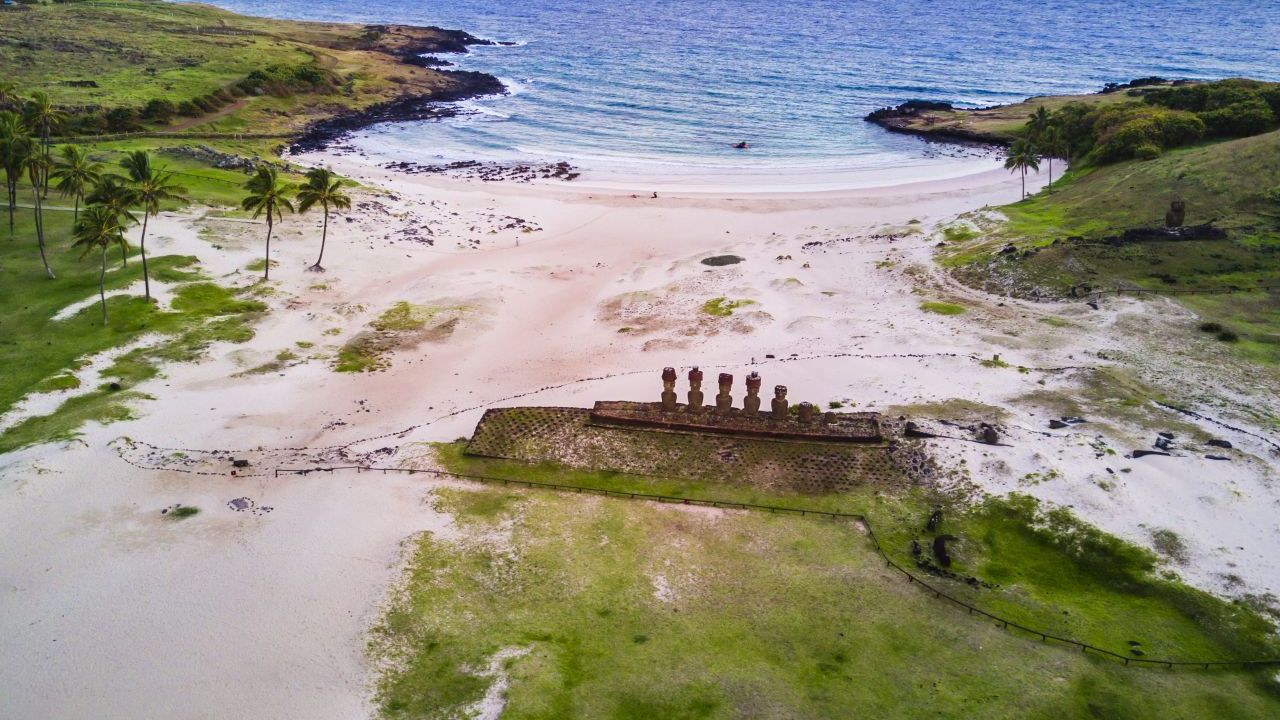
[141,98,176,122]
[1216,329,1240,343]
[1198,321,1223,333]
[176,100,199,117]
[103,107,140,133]
[1199,98,1274,137]
[1133,143,1161,160]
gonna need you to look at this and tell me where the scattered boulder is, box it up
[1048,419,1069,429]
[926,508,942,532]
[978,424,1000,444]
[932,535,955,568]
[1206,455,1230,461]
[1132,450,1171,458]
[232,459,251,468]
[1207,439,1233,449]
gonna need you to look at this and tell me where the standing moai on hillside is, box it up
[1166,200,1186,228]
[660,367,678,411]
[771,385,789,420]
[743,372,762,416]
[687,367,705,414]
[715,373,734,414]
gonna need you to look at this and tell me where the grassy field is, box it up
[1,0,467,137]
[0,179,264,453]
[942,130,1280,364]
[368,444,1280,719]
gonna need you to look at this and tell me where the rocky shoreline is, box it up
[864,100,1012,147]
[289,25,509,154]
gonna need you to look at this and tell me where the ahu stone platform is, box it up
[464,367,912,493]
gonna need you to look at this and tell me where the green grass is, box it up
[920,301,966,316]
[373,444,1280,718]
[0,199,265,453]
[700,297,757,317]
[165,504,201,520]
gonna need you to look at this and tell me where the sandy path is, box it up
[4,158,1278,719]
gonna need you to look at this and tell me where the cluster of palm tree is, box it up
[242,165,351,280]
[1,83,352,325]
[1004,105,1068,199]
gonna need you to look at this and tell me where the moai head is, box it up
[771,385,789,420]
[687,366,705,413]
[660,367,678,411]
[715,373,734,413]
[688,366,704,387]
[743,372,762,415]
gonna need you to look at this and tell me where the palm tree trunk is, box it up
[264,215,273,281]
[32,185,53,278]
[99,246,109,325]
[139,212,152,300]
[5,177,14,236]
[1021,167,1027,199]
[73,194,80,225]
[313,205,328,269]
[120,238,128,268]
[1048,157,1054,189]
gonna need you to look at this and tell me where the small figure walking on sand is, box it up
[733,141,749,149]
[651,191,658,199]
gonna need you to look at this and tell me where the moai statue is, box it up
[660,367,678,412]
[715,373,734,414]
[822,411,836,425]
[1165,200,1186,228]
[771,385,789,420]
[798,402,814,424]
[687,367,705,414]
[743,372,762,416]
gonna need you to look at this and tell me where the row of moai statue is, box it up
[659,367,834,423]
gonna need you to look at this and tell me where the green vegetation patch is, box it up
[920,301,966,316]
[374,445,1280,718]
[335,302,467,373]
[700,297,757,317]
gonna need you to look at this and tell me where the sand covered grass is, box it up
[0,203,265,452]
[372,458,1280,719]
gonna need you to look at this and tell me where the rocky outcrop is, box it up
[289,70,505,154]
[863,100,1010,147]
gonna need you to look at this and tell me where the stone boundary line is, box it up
[274,464,1280,672]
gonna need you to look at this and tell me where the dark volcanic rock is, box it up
[289,71,506,153]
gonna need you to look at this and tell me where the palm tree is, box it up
[23,147,55,278]
[240,166,294,281]
[72,205,127,325]
[86,175,139,267]
[296,167,350,272]
[1026,105,1052,142]
[0,82,21,113]
[0,111,28,235]
[23,92,67,197]
[121,150,187,300]
[51,145,103,224]
[1004,139,1041,200]
[1039,126,1066,190]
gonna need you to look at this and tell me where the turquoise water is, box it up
[209,0,1280,185]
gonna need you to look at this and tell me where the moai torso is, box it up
[771,385,788,420]
[743,372,762,416]
[660,367,678,412]
[1166,200,1186,228]
[687,367,705,414]
[797,401,814,424]
[715,373,734,414]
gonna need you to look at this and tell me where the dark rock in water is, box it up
[1101,76,1169,94]
[232,459,250,468]
[701,254,744,266]
[1049,419,1069,429]
[1207,439,1233,449]
[1132,450,1171,458]
[1206,455,1230,461]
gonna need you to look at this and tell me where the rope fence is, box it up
[273,464,1280,672]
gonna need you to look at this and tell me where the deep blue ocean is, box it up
[208,0,1280,186]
